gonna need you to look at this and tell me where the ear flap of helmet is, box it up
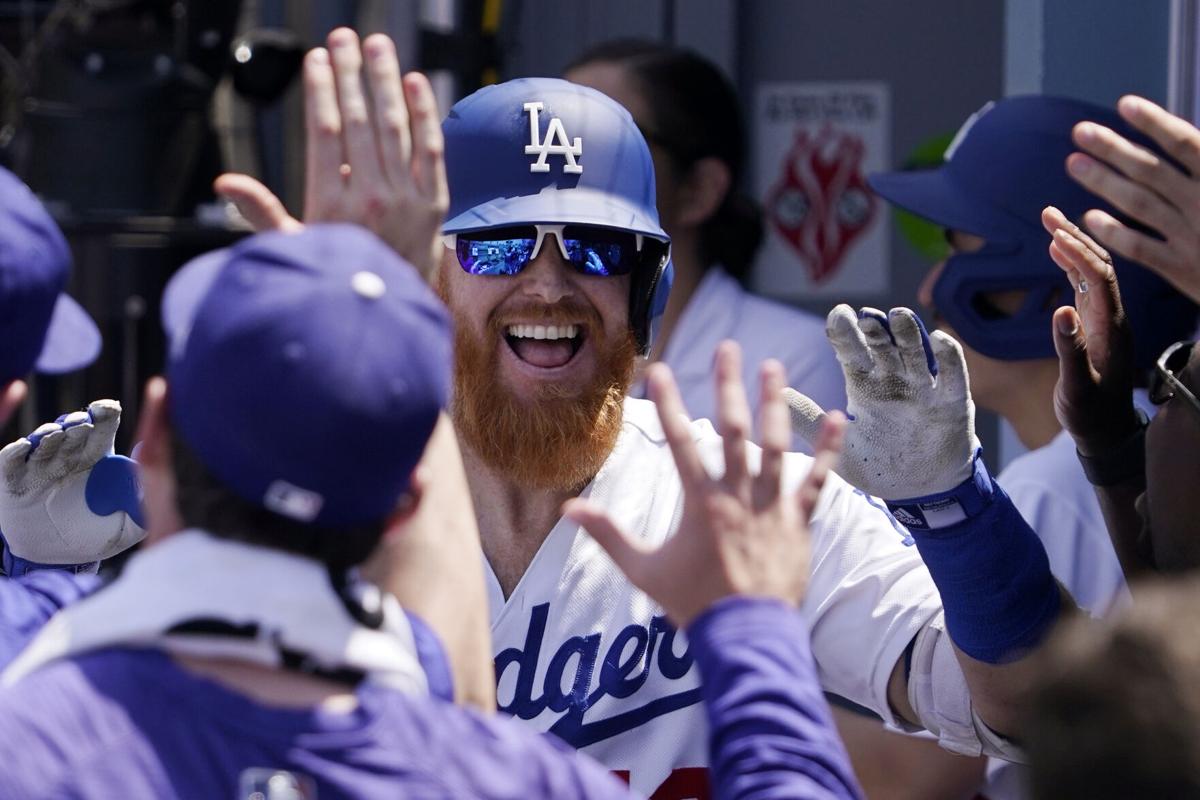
[933,240,1072,361]
[630,240,673,356]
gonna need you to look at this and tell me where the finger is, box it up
[1052,227,1123,318]
[403,72,449,207]
[1048,239,1084,294]
[797,411,845,523]
[782,388,828,448]
[29,426,67,465]
[326,28,382,189]
[213,174,302,233]
[1052,306,1097,394]
[563,498,654,587]
[714,342,751,491]
[856,308,902,373]
[647,364,709,490]
[1041,203,1112,269]
[1116,94,1200,178]
[826,304,874,375]
[362,34,411,189]
[1066,152,1188,243]
[1072,120,1195,212]
[889,307,938,380]
[303,47,345,216]
[80,399,121,463]
[755,360,789,505]
[57,416,95,464]
[1082,207,1182,280]
[930,331,969,402]
[0,438,32,478]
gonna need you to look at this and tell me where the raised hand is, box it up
[1067,95,1200,304]
[563,342,845,628]
[1041,205,1143,455]
[785,305,976,501]
[215,29,449,278]
[0,400,144,574]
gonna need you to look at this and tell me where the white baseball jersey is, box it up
[487,397,942,798]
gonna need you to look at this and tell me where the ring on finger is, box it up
[1078,278,1089,294]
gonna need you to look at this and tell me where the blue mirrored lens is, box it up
[562,228,637,276]
[457,236,536,275]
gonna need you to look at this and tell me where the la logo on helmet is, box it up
[524,102,583,174]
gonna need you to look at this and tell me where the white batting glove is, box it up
[0,400,145,574]
[785,305,979,501]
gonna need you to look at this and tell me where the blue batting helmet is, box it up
[870,95,1197,370]
[442,77,672,356]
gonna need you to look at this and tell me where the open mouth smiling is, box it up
[503,323,586,370]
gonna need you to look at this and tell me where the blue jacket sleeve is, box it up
[689,596,865,800]
[0,571,99,668]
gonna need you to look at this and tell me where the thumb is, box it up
[1051,306,1095,398]
[563,498,653,588]
[782,388,829,448]
[213,173,303,233]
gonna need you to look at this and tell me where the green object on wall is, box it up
[891,132,955,262]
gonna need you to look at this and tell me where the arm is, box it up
[362,414,497,711]
[787,306,1072,747]
[218,30,492,710]
[693,597,868,800]
[566,343,864,799]
[1041,207,1154,576]
[0,571,99,668]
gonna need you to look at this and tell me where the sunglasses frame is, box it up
[442,224,664,277]
[1152,340,1200,416]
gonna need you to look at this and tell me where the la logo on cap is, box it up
[524,101,583,174]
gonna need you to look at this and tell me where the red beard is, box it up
[445,294,636,492]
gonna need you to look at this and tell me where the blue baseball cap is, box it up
[0,167,100,384]
[442,77,674,356]
[162,224,452,527]
[443,77,666,238]
[870,96,1197,367]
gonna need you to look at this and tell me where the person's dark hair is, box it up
[1024,577,1200,800]
[171,432,387,573]
[566,39,763,283]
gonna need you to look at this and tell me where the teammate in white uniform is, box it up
[220,33,1074,798]
[488,395,933,796]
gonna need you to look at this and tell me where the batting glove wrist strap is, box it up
[902,470,1061,664]
[885,450,993,530]
[0,531,99,576]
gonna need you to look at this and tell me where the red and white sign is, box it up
[753,82,890,298]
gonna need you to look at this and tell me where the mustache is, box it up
[488,298,603,332]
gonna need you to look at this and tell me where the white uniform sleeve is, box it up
[795,458,939,725]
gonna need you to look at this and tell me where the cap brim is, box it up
[443,187,667,240]
[868,168,1020,241]
[162,248,230,356]
[35,294,101,374]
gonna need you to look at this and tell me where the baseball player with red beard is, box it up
[220,29,1076,798]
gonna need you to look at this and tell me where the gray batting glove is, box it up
[785,305,980,501]
[0,400,145,573]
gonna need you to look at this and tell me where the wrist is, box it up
[1075,408,1149,487]
[885,451,993,530]
[1072,406,1145,457]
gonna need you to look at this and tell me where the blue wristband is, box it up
[891,456,1061,664]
